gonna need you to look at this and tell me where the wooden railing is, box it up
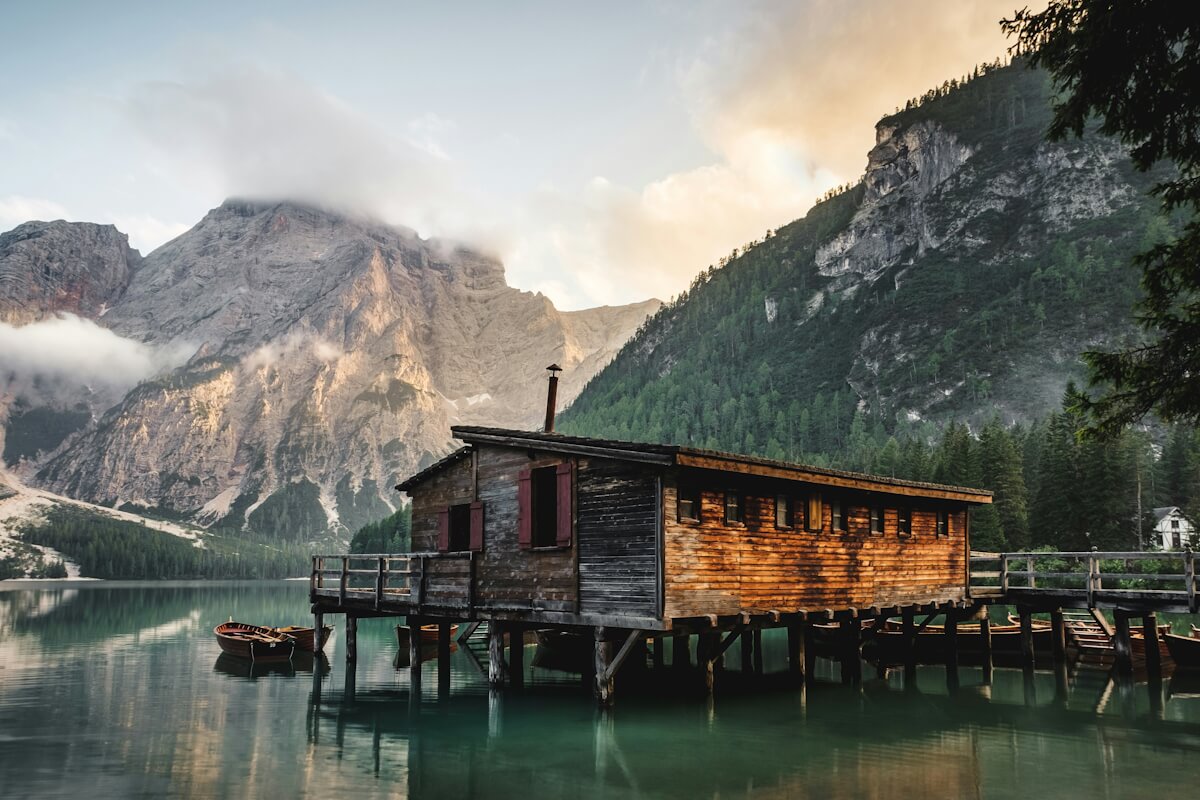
[969,550,1197,612]
[311,552,476,611]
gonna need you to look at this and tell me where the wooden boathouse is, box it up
[311,375,996,704]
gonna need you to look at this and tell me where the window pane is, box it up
[725,492,741,524]
[775,494,790,527]
[870,507,882,534]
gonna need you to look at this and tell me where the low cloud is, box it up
[124,66,481,243]
[242,331,342,372]
[0,196,69,233]
[0,314,194,394]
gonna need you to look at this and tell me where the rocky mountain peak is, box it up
[0,221,140,325]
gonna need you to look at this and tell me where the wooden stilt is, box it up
[488,620,506,687]
[438,620,452,694]
[346,614,358,664]
[979,614,993,680]
[840,618,861,684]
[1051,608,1067,665]
[787,622,805,684]
[902,607,916,688]
[652,636,664,670]
[594,626,615,706]
[1141,612,1162,679]
[700,631,719,694]
[1018,607,1035,669]
[408,616,422,686]
[313,611,325,654]
[803,623,816,682]
[944,612,958,670]
[740,628,753,672]
[509,624,524,689]
[1113,610,1133,677]
[752,628,764,675]
[673,634,690,671]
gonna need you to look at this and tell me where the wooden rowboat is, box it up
[395,623,458,648]
[214,621,295,662]
[273,624,333,653]
[1165,632,1200,668]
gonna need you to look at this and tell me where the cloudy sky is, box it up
[1,1,1027,309]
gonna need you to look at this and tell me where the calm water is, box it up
[2,581,1200,799]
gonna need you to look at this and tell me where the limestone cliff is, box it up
[5,201,657,537]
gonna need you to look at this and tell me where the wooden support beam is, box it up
[600,629,646,683]
[509,624,525,689]
[699,631,720,694]
[803,622,816,681]
[753,629,764,675]
[652,636,664,669]
[902,606,916,676]
[673,634,690,670]
[786,622,804,683]
[408,616,422,686]
[979,615,993,682]
[346,614,358,664]
[1113,610,1133,677]
[740,627,753,672]
[456,620,481,644]
[594,627,616,706]
[1019,607,1034,669]
[944,611,958,670]
[313,611,325,654]
[840,618,861,684]
[488,620,506,688]
[1141,612,1162,679]
[1051,608,1067,666]
[438,620,452,690]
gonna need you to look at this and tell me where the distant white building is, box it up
[1153,506,1195,550]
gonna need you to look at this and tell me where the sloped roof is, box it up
[1154,506,1182,523]
[396,426,992,504]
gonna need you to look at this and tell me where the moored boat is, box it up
[273,624,333,653]
[1165,630,1200,668]
[214,621,296,662]
[396,623,458,648]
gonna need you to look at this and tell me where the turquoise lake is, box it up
[2,580,1199,799]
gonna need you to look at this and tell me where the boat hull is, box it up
[214,622,295,663]
[1165,632,1200,668]
[274,625,333,653]
[396,623,457,647]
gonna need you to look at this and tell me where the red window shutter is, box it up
[469,501,484,551]
[437,507,450,552]
[517,469,532,549]
[555,462,573,547]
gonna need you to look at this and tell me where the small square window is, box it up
[725,491,742,524]
[831,499,848,533]
[897,508,912,537]
[870,506,883,535]
[775,495,792,528]
[678,486,700,522]
[806,494,823,532]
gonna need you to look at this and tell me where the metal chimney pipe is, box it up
[544,364,562,433]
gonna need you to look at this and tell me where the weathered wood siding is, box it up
[663,472,967,618]
[409,454,474,606]
[577,460,659,616]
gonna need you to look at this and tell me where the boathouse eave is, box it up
[395,445,473,493]
[447,426,993,505]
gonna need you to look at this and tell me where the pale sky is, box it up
[0,1,1027,309]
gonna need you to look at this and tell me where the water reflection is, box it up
[1,581,1199,799]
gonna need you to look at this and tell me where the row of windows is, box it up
[678,487,949,538]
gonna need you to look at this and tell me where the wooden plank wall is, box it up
[663,471,967,619]
[577,459,659,616]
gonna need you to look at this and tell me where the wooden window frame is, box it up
[869,505,884,535]
[805,493,823,532]
[678,485,701,524]
[936,509,949,538]
[897,507,913,538]
[831,498,849,534]
[774,494,793,529]
[724,490,743,526]
[519,462,573,551]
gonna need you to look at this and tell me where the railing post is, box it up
[999,554,1009,595]
[1087,549,1097,608]
[339,556,349,606]
[468,552,477,614]
[375,557,385,611]
[417,555,428,610]
[1186,548,1196,614]
[310,556,318,596]
[1027,556,1036,589]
